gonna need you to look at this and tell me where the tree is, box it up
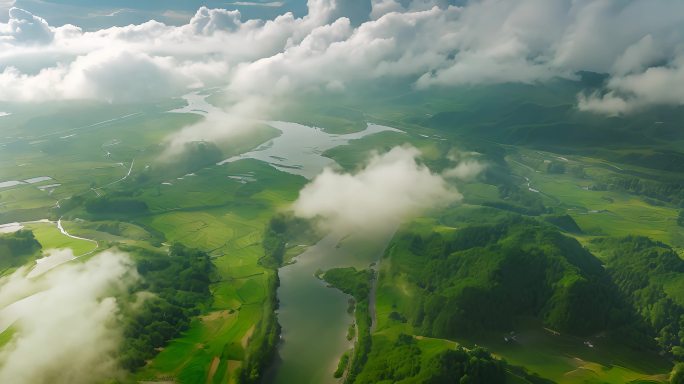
[671,363,684,384]
[546,161,566,174]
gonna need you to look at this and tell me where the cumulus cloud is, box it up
[2,0,684,114]
[0,49,203,102]
[611,35,665,77]
[189,6,242,34]
[0,251,139,384]
[292,145,460,233]
[1,7,53,44]
[370,0,404,19]
[218,0,684,115]
[578,55,684,115]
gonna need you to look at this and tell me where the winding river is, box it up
[1,92,400,382]
[171,91,402,180]
[173,92,402,383]
[218,121,402,179]
[267,232,393,384]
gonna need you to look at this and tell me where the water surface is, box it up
[219,121,402,179]
[268,232,393,384]
[172,91,401,382]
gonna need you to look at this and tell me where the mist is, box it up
[292,145,460,234]
[0,251,139,384]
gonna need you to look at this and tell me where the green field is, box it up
[0,98,308,383]
[2,81,684,384]
[369,222,672,384]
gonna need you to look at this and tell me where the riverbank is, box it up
[265,229,394,384]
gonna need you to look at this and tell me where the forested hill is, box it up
[593,236,684,359]
[389,217,640,339]
[0,230,41,271]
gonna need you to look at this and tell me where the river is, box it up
[267,232,393,384]
[172,91,401,383]
[218,121,402,179]
[169,91,402,180]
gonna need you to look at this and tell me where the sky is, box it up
[0,2,681,380]
[1,0,311,28]
[1,1,466,28]
[1,0,684,117]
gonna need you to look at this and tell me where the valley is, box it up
[1,80,683,384]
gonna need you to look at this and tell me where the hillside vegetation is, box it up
[394,218,632,338]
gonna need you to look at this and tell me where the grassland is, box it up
[0,96,310,383]
[501,148,684,255]
[125,159,306,383]
[369,222,672,384]
[0,101,200,223]
[316,97,684,383]
[3,81,684,384]
[353,141,684,383]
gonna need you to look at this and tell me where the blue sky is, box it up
[5,0,309,28]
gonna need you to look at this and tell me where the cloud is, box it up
[0,48,204,102]
[611,35,665,77]
[370,0,404,19]
[0,4,330,103]
[292,145,461,233]
[2,1,684,114]
[189,6,242,34]
[163,96,273,156]
[0,251,139,384]
[442,150,487,181]
[0,0,14,12]
[86,8,133,18]
[161,10,193,22]
[26,248,76,278]
[443,158,486,181]
[1,7,53,44]
[578,55,684,115]
[577,91,630,116]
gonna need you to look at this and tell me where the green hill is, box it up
[390,217,633,338]
[594,236,684,359]
[0,230,41,270]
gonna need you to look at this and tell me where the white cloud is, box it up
[27,248,76,278]
[0,0,14,12]
[578,59,684,115]
[292,145,461,233]
[577,91,630,116]
[444,160,486,181]
[442,150,487,181]
[1,0,684,114]
[163,96,273,156]
[370,0,404,20]
[0,49,203,102]
[0,251,139,384]
[1,7,53,44]
[161,10,193,22]
[611,35,665,77]
[189,6,242,35]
